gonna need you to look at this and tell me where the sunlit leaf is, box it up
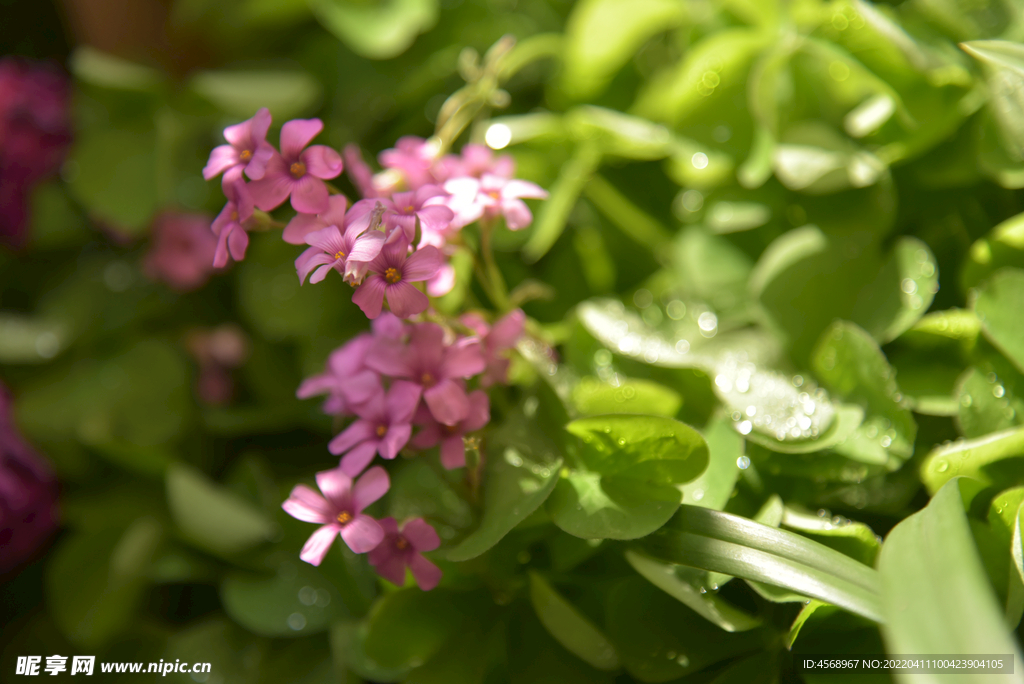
[529,572,620,670]
[962,41,1024,161]
[308,0,438,60]
[220,561,346,637]
[973,268,1024,375]
[920,425,1024,494]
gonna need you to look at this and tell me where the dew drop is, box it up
[993,385,1006,398]
[737,420,753,435]
[287,612,307,631]
[677,655,690,667]
[737,455,750,470]
[692,489,705,501]
[936,460,949,473]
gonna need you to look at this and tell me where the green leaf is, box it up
[962,211,1024,291]
[625,550,762,632]
[191,70,321,120]
[811,321,917,465]
[606,576,769,682]
[403,624,491,684]
[166,463,276,555]
[47,518,161,648]
[879,478,1024,667]
[507,604,615,684]
[566,106,673,160]
[571,376,682,417]
[309,0,438,60]
[362,589,466,670]
[547,470,682,540]
[671,227,754,313]
[962,41,1024,161]
[561,0,684,99]
[639,505,884,622]
[0,313,68,364]
[522,143,602,263]
[973,267,1024,375]
[781,507,881,567]
[164,617,265,684]
[956,366,1024,438]
[331,620,410,683]
[920,425,1024,494]
[680,415,743,511]
[70,46,164,91]
[528,572,620,670]
[566,414,709,485]
[447,415,563,562]
[581,174,673,250]
[220,561,347,637]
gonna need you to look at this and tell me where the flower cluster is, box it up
[202,112,547,320]
[282,309,523,586]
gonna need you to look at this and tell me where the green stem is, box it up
[479,219,510,311]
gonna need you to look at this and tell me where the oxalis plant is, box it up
[5,0,1024,681]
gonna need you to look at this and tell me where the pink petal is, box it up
[490,309,525,350]
[227,226,249,261]
[411,421,443,449]
[440,436,467,469]
[386,380,423,423]
[310,263,335,284]
[409,323,445,371]
[402,518,441,552]
[385,281,430,319]
[502,198,533,230]
[443,177,481,197]
[213,228,231,269]
[347,230,385,263]
[441,338,486,379]
[424,379,469,426]
[249,161,293,211]
[291,175,330,214]
[353,466,390,512]
[417,205,454,234]
[203,145,238,180]
[386,213,417,244]
[352,276,387,319]
[364,338,411,377]
[344,144,378,199]
[372,313,407,340]
[304,225,347,254]
[371,553,409,586]
[342,369,382,405]
[502,179,548,200]
[296,372,335,399]
[297,249,334,284]
[315,467,354,509]
[463,390,491,431]
[402,246,441,282]
[340,514,384,554]
[379,423,411,459]
[283,212,325,245]
[281,118,323,159]
[244,142,275,180]
[409,554,442,590]
[427,264,455,297]
[329,420,376,455]
[282,484,332,523]
[302,145,343,179]
[300,525,341,566]
[340,440,380,477]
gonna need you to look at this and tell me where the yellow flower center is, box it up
[336,511,352,524]
[290,162,306,179]
[405,205,415,213]
[239,149,252,161]
[384,267,401,284]
[487,190,501,200]
[334,250,346,261]
[395,537,408,549]
[231,211,239,222]
[421,372,434,386]
[376,424,387,437]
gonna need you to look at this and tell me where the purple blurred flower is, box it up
[281,466,389,564]
[283,194,348,245]
[462,309,525,387]
[0,58,71,249]
[351,238,441,320]
[202,108,275,186]
[250,118,342,214]
[143,211,219,291]
[377,185,454,245]
[366,322,485,425]
[435,143,514,182]
[329,380,421,476]
[344,144,379,199]
[0,383,58,575]
[379,136,438,190]
[368,517,441,590]
[185,325,250,406]
[412,389,489,469]
[296,334,381,416]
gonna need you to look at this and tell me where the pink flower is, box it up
[296,334,381,416]
[249,118,342,214]
[143,211,219,291]
[329,381,422,475]
[1,382,59,574]
[296,223,385,286]
[435,144,514,182]
[202,108,275,185]
[351,238,441,319]
[426,262,456,297]
[282,465,390,564]
[412,390,490,468]
[462,309,525,387]
[378,185,454,245]
[444,174,548,230]
[210,180,254,268]
[368,517,442,590]
[379,136,438,190]
[185,324,250,406]
[366,322,485,425]
[282,194,348,245]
